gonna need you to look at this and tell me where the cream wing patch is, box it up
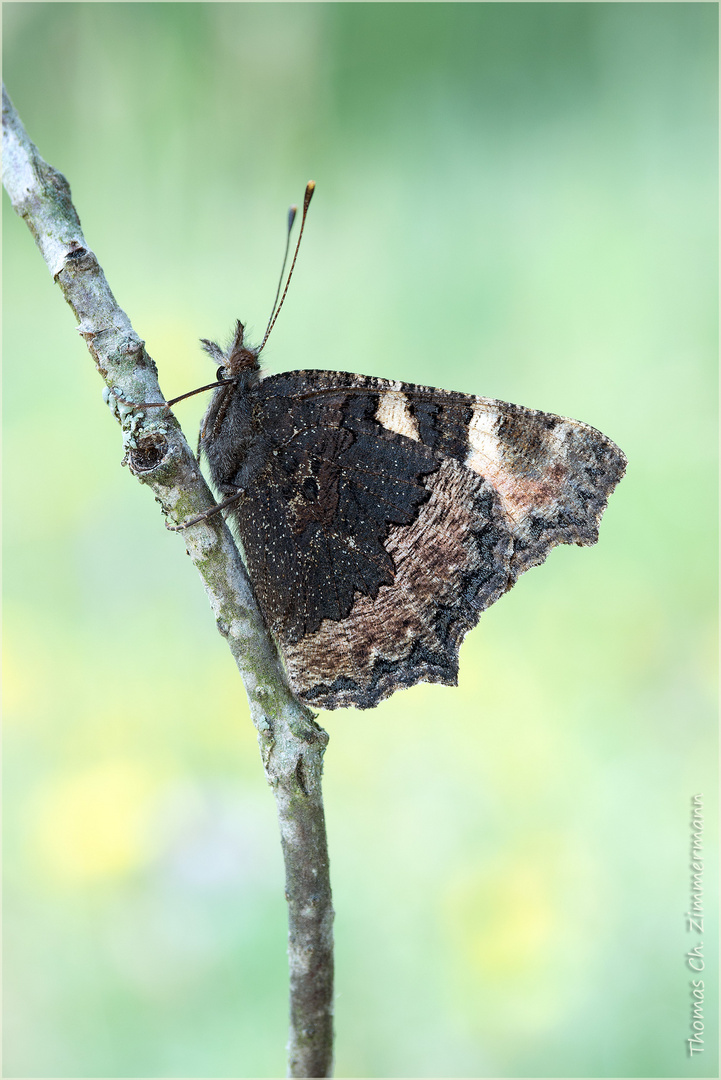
[464,403,504,474]
[463,401,563,528]
[375,389,421,442]
[463,402,523,522]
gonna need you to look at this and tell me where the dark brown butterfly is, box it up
[185,184,626,709]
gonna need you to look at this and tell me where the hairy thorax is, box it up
[201,374,269,496]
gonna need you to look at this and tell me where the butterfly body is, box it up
[198,322,626,710]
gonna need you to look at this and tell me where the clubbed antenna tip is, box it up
[259,181,316,354]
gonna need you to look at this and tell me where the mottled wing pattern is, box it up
[233,370,625,709]
[397,380,627,582]
[229,372,509,708]
[232,379,438,642]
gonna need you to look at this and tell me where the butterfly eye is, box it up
[216,366,226,382]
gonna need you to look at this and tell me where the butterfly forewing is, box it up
[200,367,626,709]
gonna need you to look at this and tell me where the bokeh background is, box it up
[3,4,717,1078]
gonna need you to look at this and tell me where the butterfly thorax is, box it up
[200,361,267,497]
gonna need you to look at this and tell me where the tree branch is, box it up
[2,84,334,1079]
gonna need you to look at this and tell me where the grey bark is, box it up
[2,84,334,1079]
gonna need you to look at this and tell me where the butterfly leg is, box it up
[105,384,168,410]
[166,488,244,531]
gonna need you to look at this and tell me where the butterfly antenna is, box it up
[264,205,297,340]
[258,181,315,354]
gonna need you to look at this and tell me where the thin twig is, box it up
[2,84,334,1079]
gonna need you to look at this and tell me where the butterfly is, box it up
[175,184,626,709]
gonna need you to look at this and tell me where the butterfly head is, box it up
[200,319,261,385]
[197,182,315,391]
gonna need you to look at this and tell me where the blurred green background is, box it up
[3,4,717,1078]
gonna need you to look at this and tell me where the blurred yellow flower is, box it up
[445,861,554,981]
[30,761,157,883]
